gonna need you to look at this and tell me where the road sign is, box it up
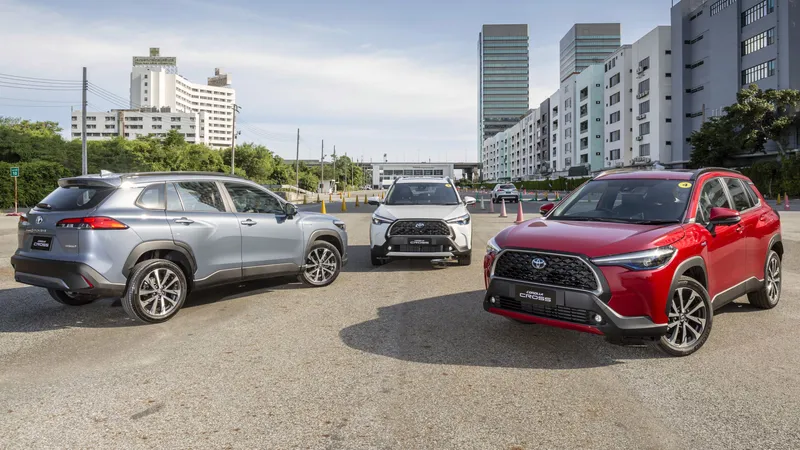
[10,167,19,177]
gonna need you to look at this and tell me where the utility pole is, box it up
[81,67,87,175]
[333,146,337,190]
[230,104,241,174]
[320,140,325,192]
[344,152,348,189]
[295,128,300,191]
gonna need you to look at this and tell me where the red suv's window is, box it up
[696,178,731,224]
[724,178,753,212]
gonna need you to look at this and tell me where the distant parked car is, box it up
[12,171,348,324]
[491,184,520,203]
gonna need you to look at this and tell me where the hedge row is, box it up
[738,155,800,199]
[0,161,72,209]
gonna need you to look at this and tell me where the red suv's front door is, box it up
[723,177,762,281]
[694,177,747,299]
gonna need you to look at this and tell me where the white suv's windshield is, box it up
[549,179,692,224]
[385,182,460,205]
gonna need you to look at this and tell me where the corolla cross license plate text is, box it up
[514,285,556,305]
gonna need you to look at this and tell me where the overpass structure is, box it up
[370,162,481,188]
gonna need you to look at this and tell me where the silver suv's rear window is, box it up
[36,186,114,211]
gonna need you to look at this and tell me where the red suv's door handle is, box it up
[736,224,744,233]
[760,214,767,221]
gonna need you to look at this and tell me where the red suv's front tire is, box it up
[653,276,713,357]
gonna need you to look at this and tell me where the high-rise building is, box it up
[478,24,530,166]
[603,45,634,169]
[671,0,800,166]
[535,97,551,175]
[560,23,622,82]
[575,64,605,172]
[129,48,236,149]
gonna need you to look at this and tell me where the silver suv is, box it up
[11,172,348,323]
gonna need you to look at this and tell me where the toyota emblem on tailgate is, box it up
[415,222,425,228]
[35,216,44,225]
[531,257,547,270]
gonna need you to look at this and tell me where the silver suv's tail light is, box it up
[56,217,128,230]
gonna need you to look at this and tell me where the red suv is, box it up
[483,168,783,356]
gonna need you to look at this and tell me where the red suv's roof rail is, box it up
[689,167,742,180]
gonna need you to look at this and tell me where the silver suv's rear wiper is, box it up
[36,203,52,210]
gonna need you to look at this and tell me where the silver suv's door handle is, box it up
[241,219,257,226]
[174,217,194,224]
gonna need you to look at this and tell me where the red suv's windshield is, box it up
[549,179,693,224]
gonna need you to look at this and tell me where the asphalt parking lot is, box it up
[1,209,799,449]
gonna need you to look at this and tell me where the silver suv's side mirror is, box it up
[283,202,298,217]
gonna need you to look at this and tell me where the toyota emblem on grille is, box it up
[531,257,547,270]
[415,222,425,228]
[35,216,44,225]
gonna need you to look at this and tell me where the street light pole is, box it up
[230,104,241,174]
[295,128,300,191]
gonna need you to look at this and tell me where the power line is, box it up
[0,82,82,91]
[0,73,82,84]
[0,96,79,103]
[0,103,78,108]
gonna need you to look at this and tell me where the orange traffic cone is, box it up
[499,199,508,218]
[514,201,525,224]
[785,193,790,211]
[490,198,495,213]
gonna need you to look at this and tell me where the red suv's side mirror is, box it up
[709,207,741,225]
[539,202,555,216]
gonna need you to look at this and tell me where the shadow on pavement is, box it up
[339,290,665,369]
[343,245,457,273]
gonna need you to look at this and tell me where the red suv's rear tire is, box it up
[747,250,781,309]
[653,276,713,357]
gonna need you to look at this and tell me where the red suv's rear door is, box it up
[723,177,761,281]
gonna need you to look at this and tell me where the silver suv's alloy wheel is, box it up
[305,247,337,284]
[138,267,182,319]
[666,286,707,348]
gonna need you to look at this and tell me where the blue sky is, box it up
[0,0,673,163]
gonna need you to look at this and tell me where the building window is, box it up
[666,118,672,123]
[638,57,650,72]
[579,87,588,101]
[638,79,650,95]
[666,73,672,77]
[685,60,704,69]
[609,111,620,124]
[609,92,620,105]
[610,149,620,160]
[580,137,588,150]
[742,59,776,85]
[710,0,736,16]
[665,50,672,55]
[639,100,650,115]
[742,28,775,56]
[580,104,588,117]
[609,73,620,87]
[686,85,705,94]
[742,0,775,27]
[689,10,703,21]
[666,95,672,100]
[686,111,703,118]
[610,130,621,142]
[639,143,651,157]
[580,121,588,134]
[639,122,651,136]
[565,112,572,123]
[684,35,704,45]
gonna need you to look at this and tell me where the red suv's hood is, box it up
[496,219,685,258]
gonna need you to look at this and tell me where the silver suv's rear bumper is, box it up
[11,254,126,297]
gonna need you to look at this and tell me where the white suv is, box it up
[491,183,520,203]
[368,177,476,266]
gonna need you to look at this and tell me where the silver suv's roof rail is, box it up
[122,171,244,179]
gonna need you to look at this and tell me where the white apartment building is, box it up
[129,49,236,149]
[630,26,672,167]
[481,131,508,181]
[559,75,577,174]
[603,26,672,168]
[603,45,634,169]
[548,89,560,173]
[575,64,605,172]
[71,108,201,143]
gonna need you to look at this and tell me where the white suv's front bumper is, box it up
[370,221,472,258]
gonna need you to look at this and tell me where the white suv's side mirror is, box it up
[367,196,382,206]
[463,196,476,206]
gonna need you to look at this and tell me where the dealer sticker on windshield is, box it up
[445,184,452,187]
[678,182,692,188]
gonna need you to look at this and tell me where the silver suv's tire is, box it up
[47,289,97,306]
[747,250,781,309]
[653,276,713,357]
[122,259,188,324]
[300,241,342,287]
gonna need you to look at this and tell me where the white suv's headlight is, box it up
[446,214,470,225]
[591,246,676,271]
[371,214,393,225]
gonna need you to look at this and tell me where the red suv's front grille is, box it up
[497,297,592,324]
[493,251,599,292]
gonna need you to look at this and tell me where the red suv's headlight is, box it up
[591,246,676,271]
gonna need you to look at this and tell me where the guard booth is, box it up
[318,180,337,194]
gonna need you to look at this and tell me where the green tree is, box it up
[726,85,800,158]
[688,116,743,168]
[221,143,275,183]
